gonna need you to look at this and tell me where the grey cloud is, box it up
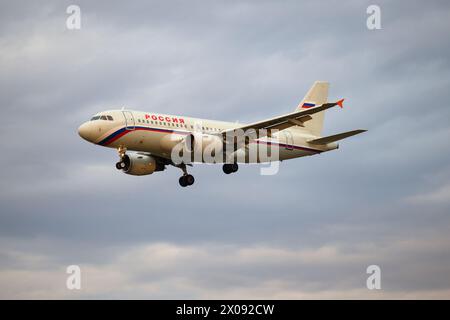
[2,239,450,299]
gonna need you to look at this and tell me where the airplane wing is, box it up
[220,99,344,138]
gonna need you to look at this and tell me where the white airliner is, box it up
[78,81,366,187]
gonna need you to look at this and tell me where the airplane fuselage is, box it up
[78,109,337,163]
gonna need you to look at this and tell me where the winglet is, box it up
[336,98,344,108]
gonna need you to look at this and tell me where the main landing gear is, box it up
[178,163,195,187]
[222,163,238,174]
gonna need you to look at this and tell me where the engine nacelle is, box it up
[122,153,163,176]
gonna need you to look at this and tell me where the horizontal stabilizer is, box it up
[307,129,367,145]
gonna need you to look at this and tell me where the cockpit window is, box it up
[91,115,114,121]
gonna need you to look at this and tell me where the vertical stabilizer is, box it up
[296,81,329,136]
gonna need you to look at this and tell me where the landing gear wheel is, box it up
[116,161,126,170]
[177,163,195,187]
[185,174,195,186]
[223,164,232,174]
[179,174,195,187]
[179,176,188,187]
[223,164,238,174]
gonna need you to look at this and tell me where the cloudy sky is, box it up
[1,0,450,299]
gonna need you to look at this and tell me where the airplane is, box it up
[78,81,366,187]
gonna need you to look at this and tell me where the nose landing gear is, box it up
[116,161,126,170]
[116,145,128,170]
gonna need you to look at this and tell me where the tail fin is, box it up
[296,81,329,136]
[307,129,367,145]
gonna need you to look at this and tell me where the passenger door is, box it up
[122,110,135,130]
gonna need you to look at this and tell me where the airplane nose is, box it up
[78,122,92,141]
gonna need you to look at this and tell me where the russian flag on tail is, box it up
[301,102,316,109]
[301,99,344,109]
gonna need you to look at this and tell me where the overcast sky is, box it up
[1,0,450,299]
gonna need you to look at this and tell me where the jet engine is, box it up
[117,153,164,176]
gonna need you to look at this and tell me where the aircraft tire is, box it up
[185,174,195,186]
[179,176,188,187]
[222,164,233,174]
